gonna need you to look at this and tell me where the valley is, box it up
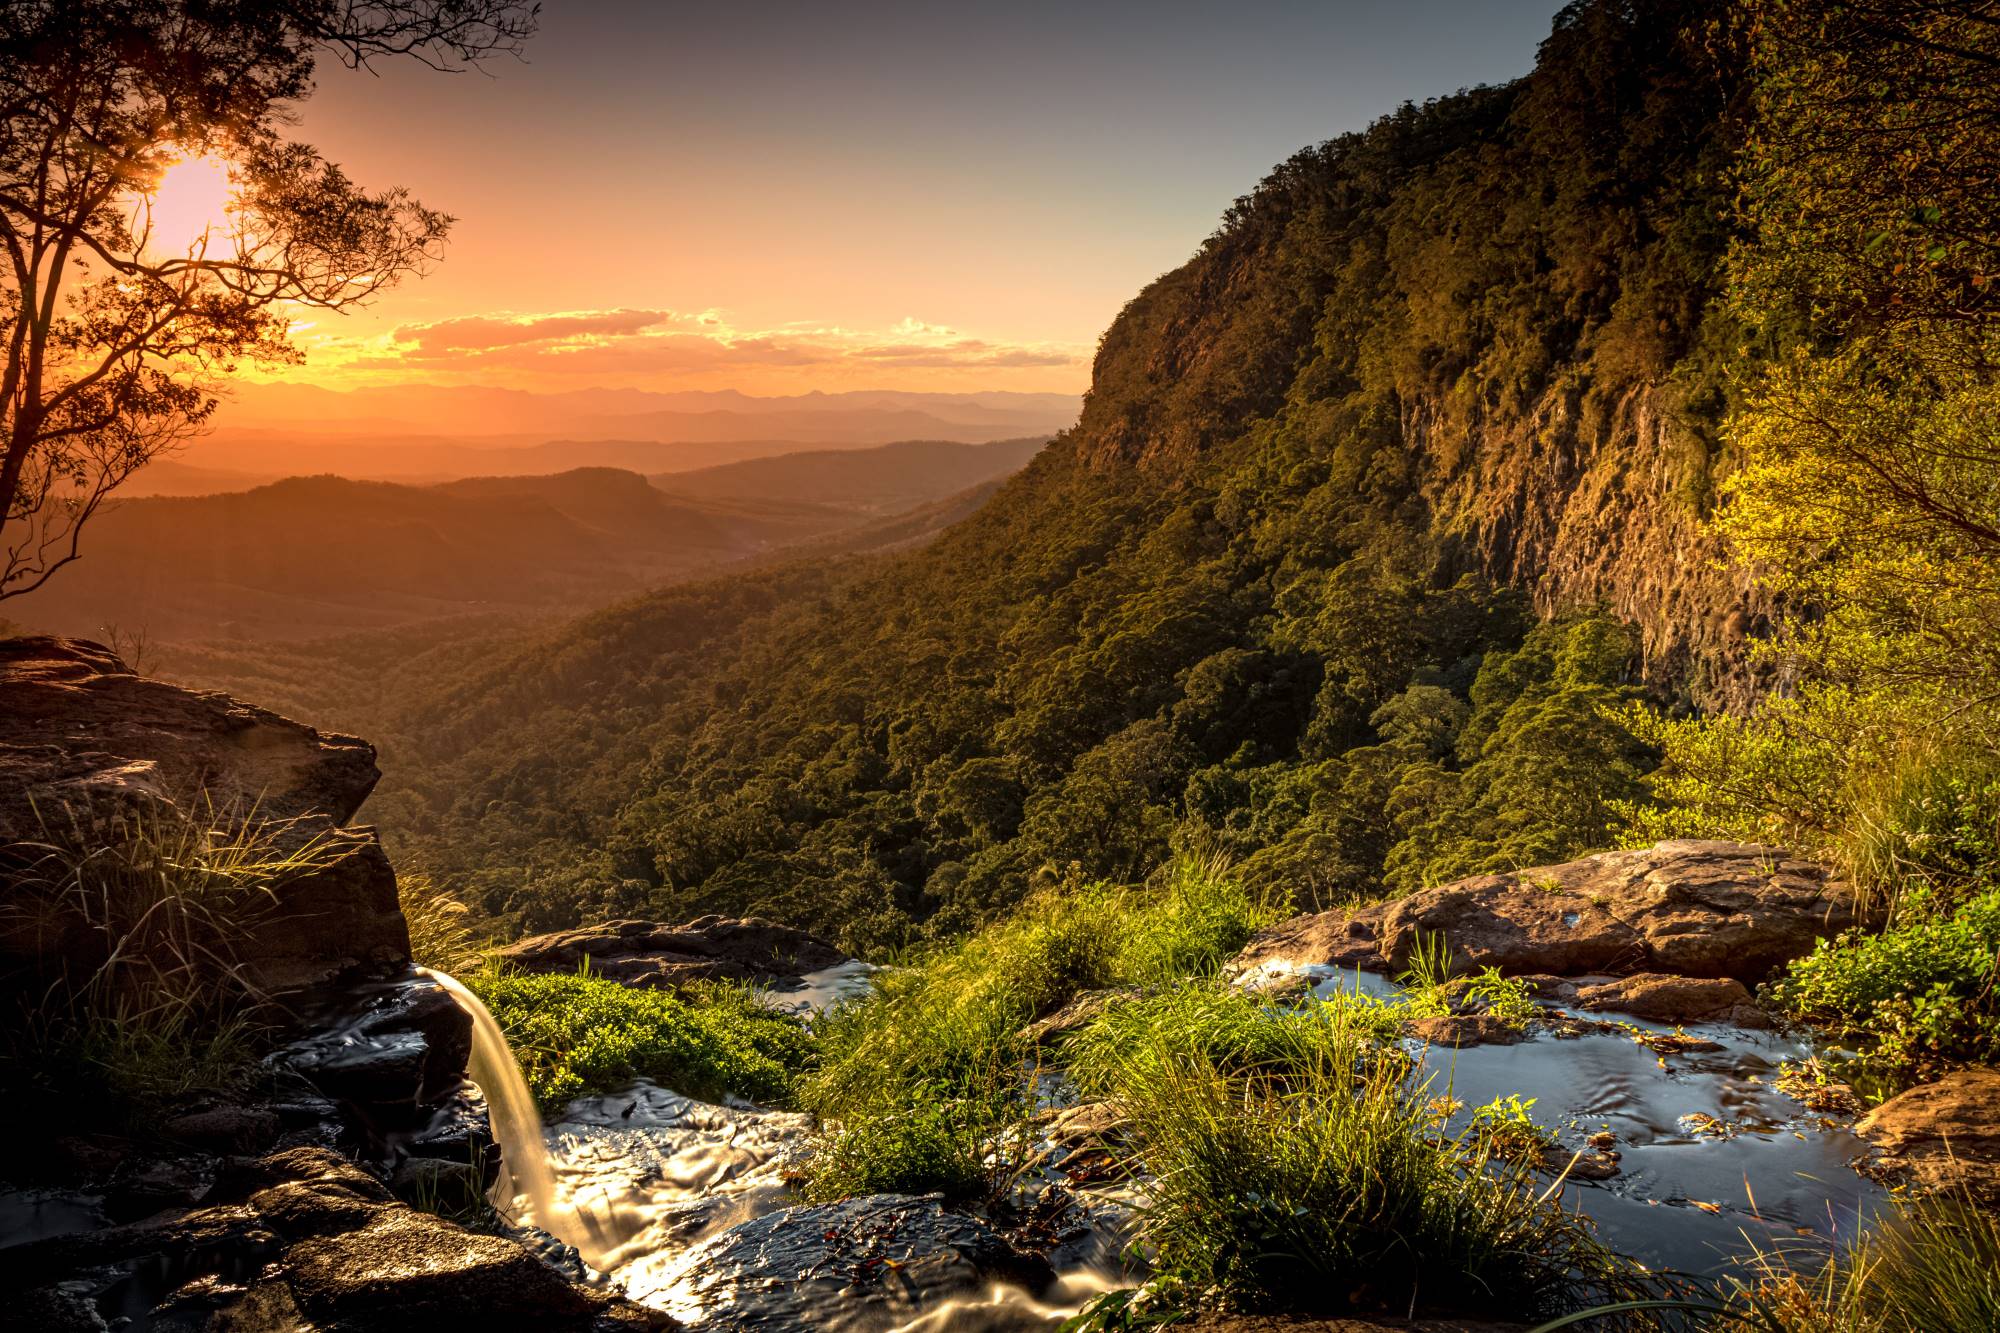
[5,2,2000,1331]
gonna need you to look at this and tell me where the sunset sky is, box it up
[270,0,1565,396]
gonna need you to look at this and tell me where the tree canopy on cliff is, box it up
[0,0,536,598]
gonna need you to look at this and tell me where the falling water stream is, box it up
[419,968,622,1266]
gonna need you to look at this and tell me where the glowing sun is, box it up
[143,154,237,255]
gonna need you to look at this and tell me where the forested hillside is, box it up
[7,468,840,642]
[370,0,1744,948]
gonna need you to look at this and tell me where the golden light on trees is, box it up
[141,153,237,255]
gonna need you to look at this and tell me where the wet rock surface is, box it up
[1184,1317,1525,1332]
[1236,840,1855,985]
[497,916,849,989]
[1,1147,673,1332]
[1855,1066,2000,1203]
[0,635,407,992]
[278,971,477,1118]
[666,1193,1054,1332]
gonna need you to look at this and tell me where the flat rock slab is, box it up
[670,1193,1053,1331]
[1856,1066,2000,1204]
[1236,840,1855,985]
[1572,973,1771,1027]
[497,915,848,988]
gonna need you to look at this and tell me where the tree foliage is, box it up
[1633,0,2000,1093]
[0,0,536,597]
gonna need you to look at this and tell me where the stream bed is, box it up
[489,961,1889,1329]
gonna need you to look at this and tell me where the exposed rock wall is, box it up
[0,635,409,990]
[1418,387,1776,707]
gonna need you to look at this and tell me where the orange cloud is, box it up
[288,307,1088,390]
[395,308,676,353]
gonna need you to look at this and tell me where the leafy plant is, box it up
[1764,887,2000,1092]
[1470,1094,1554,1165]
[466,967,814,1111]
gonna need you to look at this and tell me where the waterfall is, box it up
[421,968,617,1264]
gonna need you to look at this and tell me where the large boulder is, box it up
[496,915,848,989]
[0,635,407,991]
[1855,1067,2000,1204]
[1235,841,1855,985]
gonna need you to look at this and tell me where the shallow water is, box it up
[759,959,880,1017]
[1281,962,1891,1278]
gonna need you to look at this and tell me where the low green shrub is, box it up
[1764,886,2000,1091]
[799,1098,998,1203]
[1077,991,1642,1323]
[467,968,815,1110]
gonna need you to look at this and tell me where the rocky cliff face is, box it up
[1067,0,1760,705]
[0,635,409,991]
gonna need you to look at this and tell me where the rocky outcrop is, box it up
[1236,841,1855,987]
[0,635,407,991]
[496,915,848,989]
[1571,973,1771,1027]
[0,643,633,1328]
[1855,1067,2000,1204]
[3,1147,672,1332]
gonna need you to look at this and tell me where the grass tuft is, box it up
[794,861,1273,1202]
[0,800,348,1116]
[1072,980,1646,1324]
[398,871,487,974]
[1726,1193,2000,1333]
[798,1098,998,1203]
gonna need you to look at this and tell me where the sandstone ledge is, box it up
[0,635,408,991]
[1235,840,1855,989]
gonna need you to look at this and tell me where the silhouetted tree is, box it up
[0,0,537,597]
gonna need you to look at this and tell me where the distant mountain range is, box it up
[217,383,1079,439]
[7,437,1047,643]
[651,437,1044,514]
